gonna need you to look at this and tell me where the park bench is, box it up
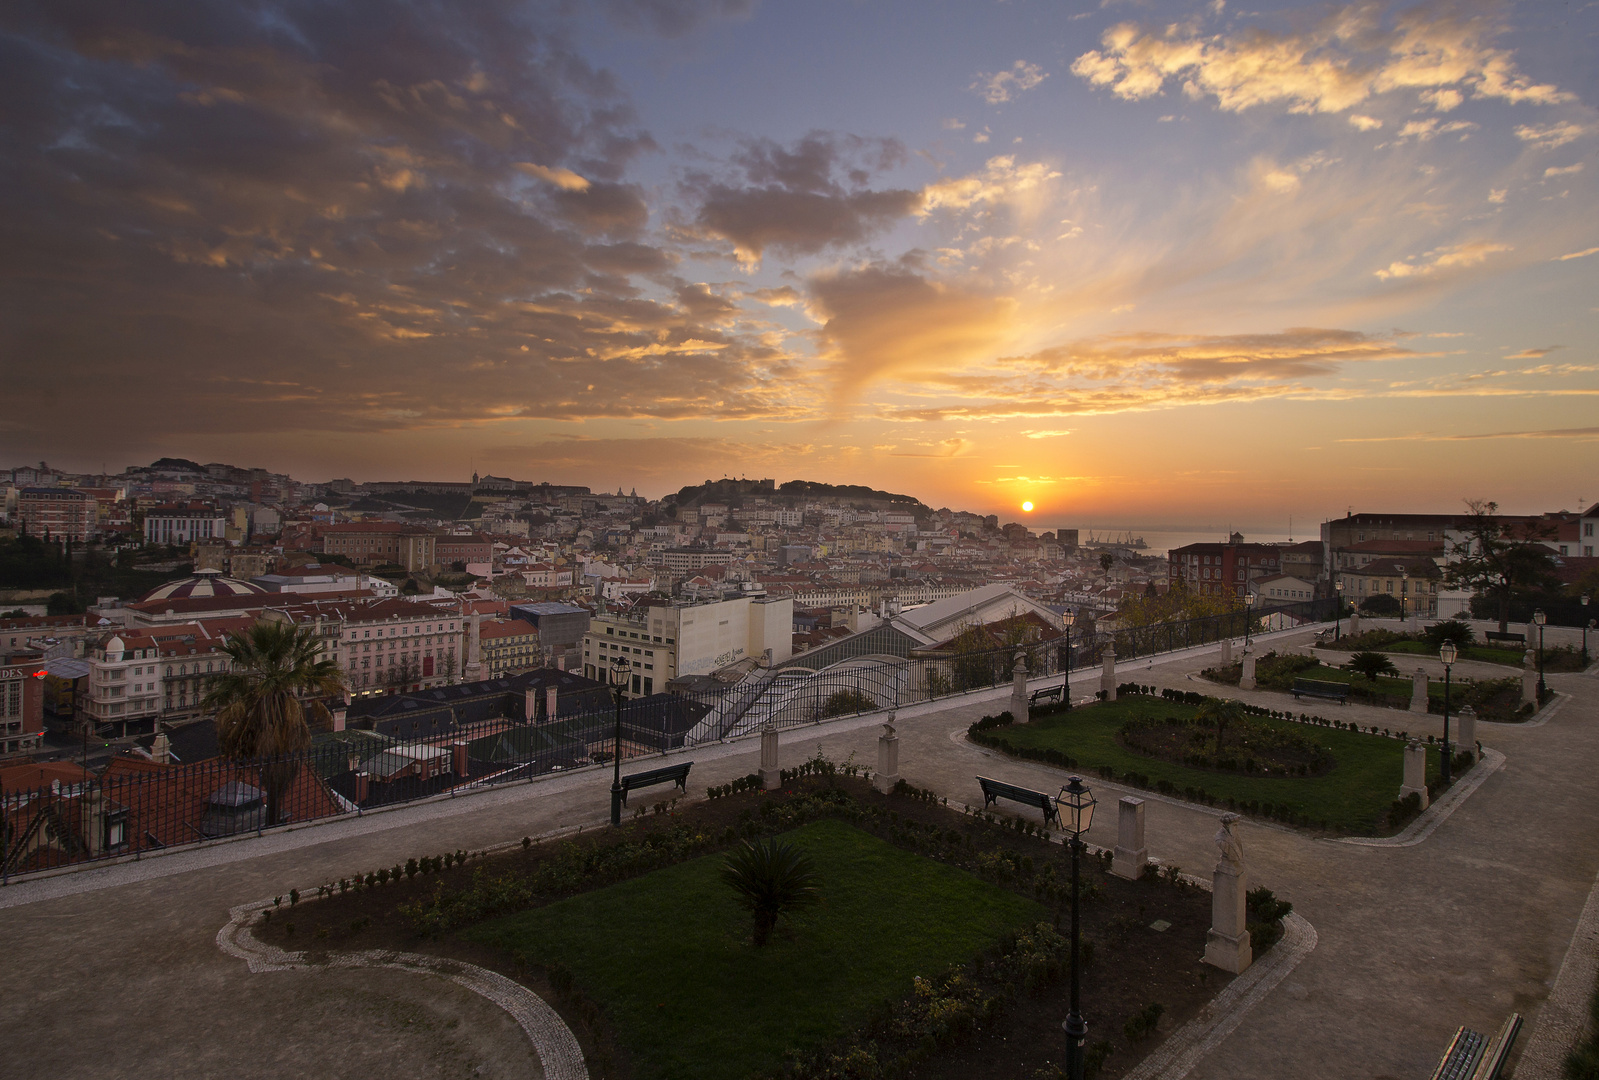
[1429,1013,1521,1080]
[619,761,693,806]
[1290,678,1350,704]
[1029,684,1065,706]
[1485,631,1526,647]
[977,776,1059,826]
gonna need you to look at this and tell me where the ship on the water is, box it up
[1085,530,1148,550]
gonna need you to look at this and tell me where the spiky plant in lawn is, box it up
[720,837,823,947]
[1195,696,1245,754]
[203,619,345,827]
[1346,651,1400,683]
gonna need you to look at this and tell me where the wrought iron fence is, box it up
[3,595,1334,880]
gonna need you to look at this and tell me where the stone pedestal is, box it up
[872,717,900,794]
[1240,650,1256,691]
[759,724,781,790]
[1220,638,1233,666]
[1011,651,1029,719]
[1409,668,1429,713]
[1101,647,1118,701]
[1523,652,1538,706]
[1111,796,1147,880]
[1400,740,1430,807]
[1203,814,1252,974]
[1348,611,1361,637]
[1455,706,1476,762]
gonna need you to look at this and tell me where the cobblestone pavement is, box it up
[2,624,1594,1080]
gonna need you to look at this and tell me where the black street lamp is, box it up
[1062,609,1075,711]
[1582,595,1590,664]
[1056,776,1097,1080]
[1398,565,1409,626]
[1439,640,1457,785]
[608,654,631,826]
[1334,580,1344,640]
[1243,591,1256,648]
[1533,609,1548,698]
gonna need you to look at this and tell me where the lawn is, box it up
[1382,640,1525,666]
[465,818,1044,1080]
[984,696,1440,834]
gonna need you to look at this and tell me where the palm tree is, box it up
[721,837,823,946]
[202,620,344,826]
[1346,651,1399,683]
[1195,697,1245,754]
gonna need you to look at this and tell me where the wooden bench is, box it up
[1430,1013,1521,1080]
[619,761,693,805]
[1485,631,1526,647]
[1291,678,1350,704]
[1029,684,1065,706]
[977,776,1059,826]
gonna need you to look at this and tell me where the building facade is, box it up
[0,662,45,758]
[18,488,96,542]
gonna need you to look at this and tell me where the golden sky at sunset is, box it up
[3,0,1594,527]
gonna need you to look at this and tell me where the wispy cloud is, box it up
[1556,247,1599,262]
[1515,122,1587,150]
[971,61,1048,104]
[1071,1,1572,115]
[1338,427,1599,443]
[1375,241,1513,280]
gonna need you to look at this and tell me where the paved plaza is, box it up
[3,625,1596,1079]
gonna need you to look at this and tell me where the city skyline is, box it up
[4,0,1595,523]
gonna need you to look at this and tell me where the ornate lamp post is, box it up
[1243,591,1256,648]
[1056,776,1097,1080]
[1582,594,1590,664]
[608,654,631,826]
[1398,565,1409,625]
[1439,640,1457,785]
[1334,580,1344,640]
[1533,609,1548,698]
[1062,608,1075,711]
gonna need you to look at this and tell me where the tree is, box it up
[1195,697,1244,754]
[202,620,345,827]
[1359,593,1402,616]
[720,837,823,947]
[1347,651,1399,682]
[1099,552,1115,573]
[1446,499,1558,633]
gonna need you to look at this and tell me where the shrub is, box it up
[1424,619,1476,649]
[821,688,878,718]
[1346,651,1400,681]
[1359,594,1402,616]
[721,837,824,947]
[1245,887,1293,951]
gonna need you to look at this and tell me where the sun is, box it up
[1021,501,1034,512]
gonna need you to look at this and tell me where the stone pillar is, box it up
[1240,650,1257,691]
[1111,796,1147,880]
[464,609,483,683]
[1101,646,1117,701]
[1523,651,1538,706]
[1409,668,1429,713]
[1400,740,1430,808]
[1011,651,1029,719]
[1220,638,1233,666]
[1204,814,1252,974]
[1348,611,1361,637]
[872,716,900,794]
[1455,706,1477,762]
[759,724,781,790]
[79,787,108,858]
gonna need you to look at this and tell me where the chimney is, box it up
[452,741,468,777]
[524,686,538,722]
[150,733,172,764]
[332,706,347,732]
[353,771,369,803]
[545,684,558,720]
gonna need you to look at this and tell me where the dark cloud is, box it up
[686,132,921,263]
[0,0,798,461]
[596,0,755,38]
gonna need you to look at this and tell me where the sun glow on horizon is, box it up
[1021,501,1034,512]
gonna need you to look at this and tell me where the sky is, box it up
[2,0,1595,529]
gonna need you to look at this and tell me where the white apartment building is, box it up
[266,598,465,697]
[144,509,228,545]
[581,594,793,697]
[84,632,165,736]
